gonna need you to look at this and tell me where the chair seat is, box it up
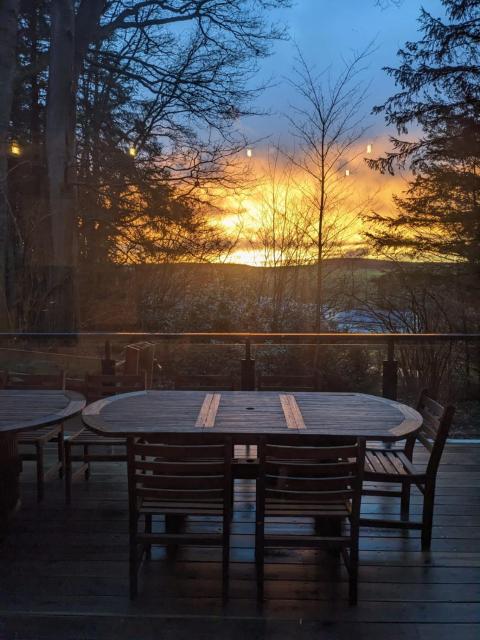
[66,428,126,447]
[364,448,424,480]
[18,424,62,444]
[139,498,224,516]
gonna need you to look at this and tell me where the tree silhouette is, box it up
[366,0,480,276]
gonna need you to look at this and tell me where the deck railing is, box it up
[0,332,479,401]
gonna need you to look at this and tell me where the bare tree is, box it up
[250,149,314,330]
[346,258,467,399]
[40,0,290,330]
[285,46,373,330]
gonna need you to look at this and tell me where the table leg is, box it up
[0,433,22,534]
[165,513,184,558]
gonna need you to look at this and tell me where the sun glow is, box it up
[213,141,403,266]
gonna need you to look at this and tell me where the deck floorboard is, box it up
[1,443,479,639]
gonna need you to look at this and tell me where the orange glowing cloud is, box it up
[213,137,408,266]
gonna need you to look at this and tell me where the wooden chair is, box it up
[127,435,232,599]
[255,437,365,605]
[360,391,455,550]
[2,371,66,502]
[257,373,319,392]
[173,374,235,391]
[64,373,146,503]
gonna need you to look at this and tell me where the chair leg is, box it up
[421,486,435,551]
[36,443,44,503]
[129,538,138,599]
[83,445,90,480]
[255,521,264,603]
[400,482,411,520]
[145,514,152,560]
[348,547,359,605]
[222,519,230,602]
[316,517,341,556]
[57,425,65,479]
[256,549,264,603]
[165,513,183,557]
[65,441,72,505]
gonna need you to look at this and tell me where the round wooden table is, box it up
[0,390,85,523]
[82,391,422,441]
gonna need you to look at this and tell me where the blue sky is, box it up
[244,0,445,144]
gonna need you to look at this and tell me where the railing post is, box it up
[240,338,256,390]
[382,338,398,400]
[101,340,116,375]
[476,342,480,401]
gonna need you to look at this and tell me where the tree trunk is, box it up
[314,139,326,334]
[43,0,105,331]
[313,164,326,374]
[0,0,20,330]
[314,199,325,332]
[45,0,78,331]
[314,250,323,331]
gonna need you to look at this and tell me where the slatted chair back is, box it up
[174,374,235,391]
[414,390,455,476]
[84,373,147,403]
[257,373,318,392]
[4,371,66,390]
[127,436,233,509]
[258,438,365,509]
[256,437,365,604]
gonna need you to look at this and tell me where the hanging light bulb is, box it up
[246,148,253,158]
[366,143,372,154]
[345,168,350,177]
[10,142,21,156]
[128,146,137,158]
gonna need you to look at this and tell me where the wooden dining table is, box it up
[82,390,423,442]
[0,390,85,524]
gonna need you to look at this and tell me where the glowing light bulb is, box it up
[345,169,350,177]
[128,146,137,157]
[246,148,253,158]
[10,142,21,156]
[366,143,372,154]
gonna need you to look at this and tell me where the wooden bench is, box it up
[2,371,67,502]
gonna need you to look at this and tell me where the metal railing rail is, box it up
[1,332,479,342]
[0,332,479,400]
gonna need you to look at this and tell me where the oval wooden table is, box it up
[0,390,85,525]
[82,391,422,442]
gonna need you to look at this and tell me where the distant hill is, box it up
[79,258,448,330]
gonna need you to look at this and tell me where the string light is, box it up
[366,143,372,154]
[345,169,350,177]
[10,142,21,156]
[246,148,253,158]
[128,146,137,158]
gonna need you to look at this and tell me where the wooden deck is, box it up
[1,436,479,640]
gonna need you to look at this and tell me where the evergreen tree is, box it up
[367,0,480,274]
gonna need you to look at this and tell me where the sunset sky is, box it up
[219,0,445,265]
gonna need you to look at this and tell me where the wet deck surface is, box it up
[1,440,479,640]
